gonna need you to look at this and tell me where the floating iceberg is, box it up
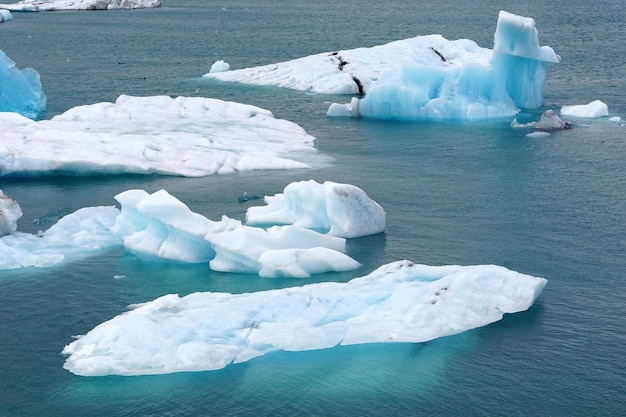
[0,187,362,276]
[0,206,120,269]
[0,95,322,177]
[0,49,46,119]
[62,260,547,376]
[0,9,12,21]
[534,110,572,130]
[205,11,558,122]
[560,100,609,118]
[0,0,159,11]
[0,190,22,236]
[246,180,386,238]
[114,189,360,277]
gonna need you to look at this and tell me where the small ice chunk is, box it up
[560,100,609,118]
[534,110,571,130]
[246,180,386,238]
[209,60,230,73]
[0,189,22,236]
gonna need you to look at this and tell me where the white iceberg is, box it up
[62,260,547,376]
[114,189,359,277]
[560,100,609,118]
[205,216,358,277]
[0,95,322,177]
[209,60,230,73]
[0,206,121,269]
[0,9,12,21]
[0,187,362,276]
[0,190,22,236]
[0,49,46,119]
[246,180,386,238]
[205,11,558,122]
[0,0,159,11]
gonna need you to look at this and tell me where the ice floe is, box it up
[0,95,322,177]
[62,260,547,376]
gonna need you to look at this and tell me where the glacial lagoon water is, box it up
[1,0,625,415]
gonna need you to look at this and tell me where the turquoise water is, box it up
[1,1,625,415]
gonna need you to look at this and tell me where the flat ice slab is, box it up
[0,0,159,11]
[0,95,322,177]
[62,260,547,376]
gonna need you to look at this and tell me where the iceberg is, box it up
[328,11,559,121]
[0,190,22,236]
[0,95,322,177]
[0,206,120,269]
[534,110,572,130]
[560,100,609,118]
[62,260,547,376]
[0,9,12,21]
[0,0,159,11]
[114,189,360,277]
[246,180,386,238]
[0,187,363,276]
[205,11,558,122]
[0,49,46,119]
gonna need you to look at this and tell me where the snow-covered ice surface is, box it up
[62,260,547,376]
[206,11,558,122]
[246,180,386,238]
[0,49,46,119]
[560,100,609,118]
[0,0,159,11]
[0,190,22,236]
[0,95,323,177]
[0,188,361,276]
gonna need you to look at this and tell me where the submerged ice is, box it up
[62,260,547,376]
[0,49,46,119]
[206,11,558,121]
[0,95,322,177]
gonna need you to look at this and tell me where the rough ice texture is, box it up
[0,188,363,275]
[62,260,547,376]
[113,189,360,277]
[0,0,159,11]
[206,11,558,122]
[0,49,46,119]
[560,100,609,118]
[534,110,571,130]
[0,190,22,236]
[246,180,386,238]
[0,95,321,177]
[0,206,120,269]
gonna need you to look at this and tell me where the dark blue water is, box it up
[1,1,625,415]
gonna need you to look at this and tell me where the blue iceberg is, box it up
[0,49,46,119]
[328,11,560,121]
